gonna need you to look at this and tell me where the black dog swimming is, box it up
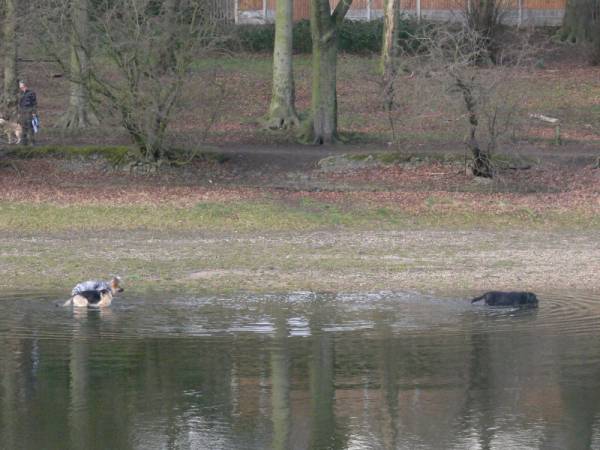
[471,291,538,307]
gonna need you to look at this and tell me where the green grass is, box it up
[1,199,597,234]
[0,201,403,233]
[5,144,131,158]
[2,145,230,167]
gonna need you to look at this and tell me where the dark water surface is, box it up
[1,291,600,450]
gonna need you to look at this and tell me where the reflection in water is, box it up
[1,291,600,449]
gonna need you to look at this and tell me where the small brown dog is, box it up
[0,117,22,144]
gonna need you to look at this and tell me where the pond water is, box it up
[1,291,600,450]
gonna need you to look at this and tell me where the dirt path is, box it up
[210,141,600,176]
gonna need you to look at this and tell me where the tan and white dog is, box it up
[0,118,22,144]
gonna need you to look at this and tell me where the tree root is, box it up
[263,114,300,131]
[55,107,100,129]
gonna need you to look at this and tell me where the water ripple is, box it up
[0,290,598,341]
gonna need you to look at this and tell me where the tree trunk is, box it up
[381,0,399,111]
[57,0,99,129]
[562,0,597,42]
[2,0,18,117]
[562,0,600,63]
[308,0,353,144]
[473,0,496,35]
[266,0,299,129]
[310,25,338,144]
[466,0,501,63]
[457,77,494,178]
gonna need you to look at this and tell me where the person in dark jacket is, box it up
[18,80,37,145]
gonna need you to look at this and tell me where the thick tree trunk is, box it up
[469,0,496,35]
[308,0,353,144]
[466,0,501,62]
[562,0,600,63]
[562,0,597,42]
[381,0,399,111]
[311,31,338,144]
[2,0,18,117]
[57,0,99,129]
[266,0,299,129]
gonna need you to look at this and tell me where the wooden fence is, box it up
[204,0,237,21]
[236,0,567,25]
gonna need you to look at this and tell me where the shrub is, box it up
[292,20,312,53]
[231,17,420,54]
[338,19,383,53]
[234,24,276,52]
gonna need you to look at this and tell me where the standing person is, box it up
[18,79,37,145]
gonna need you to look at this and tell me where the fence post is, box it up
[263,0,267,22]
[367,0,372,21]
[234,0,239,24]
[416,0,421,22]
[518,0,523,27]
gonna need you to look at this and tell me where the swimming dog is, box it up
[71,276,124,296]
[70,288,113,308]
[0,117,22,144]
[471,291,538,307]
[64,276,123,307]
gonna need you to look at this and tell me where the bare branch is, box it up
[332,0,354,25]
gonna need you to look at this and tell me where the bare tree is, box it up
[56,0,100,129]
[2,0,18,116]
[266,0,300,130]
[38,0,225,166]
[414,25,534,178]
[307,0,354,144]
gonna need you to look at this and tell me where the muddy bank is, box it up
[2,229,598,296]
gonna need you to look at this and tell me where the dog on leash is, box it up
[0,117,22,144]
[471,291,538,307]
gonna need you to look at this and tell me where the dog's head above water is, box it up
[110,276,124,293]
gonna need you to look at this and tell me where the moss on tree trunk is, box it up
[561,0,600,64]
[2,0,18,117]
[381,0,399,112]
[310,31,339,144]
[307,0,353,144]
[562,0,594,42]
[266,0,299,130]
[456,77,494,178]
[57,0,99,129]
